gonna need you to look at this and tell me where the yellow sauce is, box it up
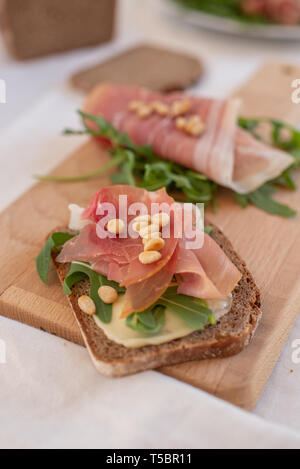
[94,294,232,348]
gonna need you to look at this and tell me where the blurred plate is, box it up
[162,0,300,40]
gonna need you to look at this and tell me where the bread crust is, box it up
[52,223,261,377]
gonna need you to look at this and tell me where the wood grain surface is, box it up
[1,62,300,410]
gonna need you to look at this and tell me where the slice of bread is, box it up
[52,223,261,377]
[0,0,115,60]
[71,44,203,93]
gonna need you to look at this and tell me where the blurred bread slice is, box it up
[0,0,116,60]
[71,43,204,92]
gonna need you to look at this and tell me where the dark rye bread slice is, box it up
[0,0,115,60]
[52,223,261,377]
[71,44,203,93]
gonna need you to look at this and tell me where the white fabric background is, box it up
[0,0,300,449]
[1,316,300,450]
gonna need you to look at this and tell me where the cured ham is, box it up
[121,249,178,317]
[175,238,241,299]
[57,185,242,316]
[84,84,293,194]
[81,185,179,287]
[56,224,143,266]
[58,188,177,279]
[241,0,300,25]
[83,185,152,223]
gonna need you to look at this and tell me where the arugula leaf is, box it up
[234,192,249,209]
[75,111,134,149]
[160,287,214,330]
[273,169,296,190]
[34,152,126,183]
[248,186,296,218]
[234,183,296,218]
[36,232,77,284]
[143,162,172,190]
[62,272,87,294]
[238,117,260,133]
[113,148,137,186]
[204,225,213,235]
[63,261,125,323]
[126,305,166,334]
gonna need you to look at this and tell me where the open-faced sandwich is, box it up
[36,185,261,377]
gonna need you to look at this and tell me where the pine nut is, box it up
[134,214,151,224]
[187,123,205,136]
[144,237,165,252]
[141,231,161,241]
[152,101,169,116]
[78,295,96,315]
[151,212,170,228]
[188,115,202,126]
[137,105,152,118]
[132,214,151,233]
[185,115,206,136]
[171,100,191,117]
[142,236,160,245]
[98,285,118,304]
[132,221,149,233]
[139,250,162,264]
[139,224,161,239]
[175,117,187,130]
[129,100,143,111]
[107,218,125,235]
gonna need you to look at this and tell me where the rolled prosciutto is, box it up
[84,84,293,194]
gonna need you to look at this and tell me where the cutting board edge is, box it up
[0,285,84,346]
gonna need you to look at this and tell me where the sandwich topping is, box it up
[36,185,242,348]
[93,293,233,348]
[84,84,293,194]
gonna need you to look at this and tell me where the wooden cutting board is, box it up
[1,62,300,410]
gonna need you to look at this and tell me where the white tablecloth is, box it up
[0,0,300,449]
[1,316,300,449]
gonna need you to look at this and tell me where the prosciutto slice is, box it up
[121,249,179,317]
[57,185,242,316]
[84,83,293,194]
[175,237,241,299]
[56,224,143,266]
[82,185,179,286]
